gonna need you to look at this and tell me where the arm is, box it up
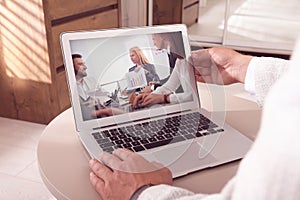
[89,148,235,200]
[153,63,180,95]
[93,107,125,117]
[192,47,289,106]
[249,57,289,106]
[139,178,236,200]
[153,59,192,104]
[90,46,300,200]
[222,47,300,200]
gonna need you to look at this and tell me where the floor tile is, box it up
[17,161,44,183]
[0,143,36,176]
[0,172,56,200]
[0,117,46,150]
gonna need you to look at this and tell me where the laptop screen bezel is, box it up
[60,24,201,131]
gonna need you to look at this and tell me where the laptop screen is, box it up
[61,25,200,130]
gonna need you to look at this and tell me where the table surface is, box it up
[38,88,262,200]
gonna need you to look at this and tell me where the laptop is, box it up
[60,24,252,178]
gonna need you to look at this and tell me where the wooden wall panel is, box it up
[45,0,118,20]
[0,68,57,124]
[0,71,18,119]
[183,0,198,8]
[0,0,120,124]
[56,72,71,112]
[153,0,181,25]
[51,9,119,69]
[152,0,199,27]
[0,0,57,124]
[182,3,199,26]
[13,79,58,124]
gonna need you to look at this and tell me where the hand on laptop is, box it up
[133,93,167,108]
[92,107,125,117]
[141,85,152,94]
[191,47,253,85]
[89,148,172,200]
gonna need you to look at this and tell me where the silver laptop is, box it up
[60,24,252,178]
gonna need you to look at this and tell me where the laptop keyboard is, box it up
[92,112,224,153]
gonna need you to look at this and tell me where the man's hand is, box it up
[92,108,125,117]
[89,149,172,200]
[141,86,152,94]
[132,93,146,108]
[141,82,158,94]
[133,93,164,108]
[191,47,253,85]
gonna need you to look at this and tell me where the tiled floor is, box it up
[0,117,56,200]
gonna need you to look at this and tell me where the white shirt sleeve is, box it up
[244,58,256,95]
[138,184,214,200]
[249,57,289,106]
[138,177,237,200]
[153,59,193,104]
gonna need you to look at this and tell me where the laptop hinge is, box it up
[92,109,192,130]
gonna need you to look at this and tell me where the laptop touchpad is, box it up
[153,141,218,177]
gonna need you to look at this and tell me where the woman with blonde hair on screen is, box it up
[128,46,160,85]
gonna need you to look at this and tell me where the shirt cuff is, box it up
[138,184,196,199]
[244,57,256,95]
[130,184,153,200]
[150,84,155,91]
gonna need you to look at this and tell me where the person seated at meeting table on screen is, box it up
[89,42,300,200]
[129,46,160,86]
[72,53,98,120]
[72,54,97,102]
[72,54,124,119]
[133,32,193,108]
